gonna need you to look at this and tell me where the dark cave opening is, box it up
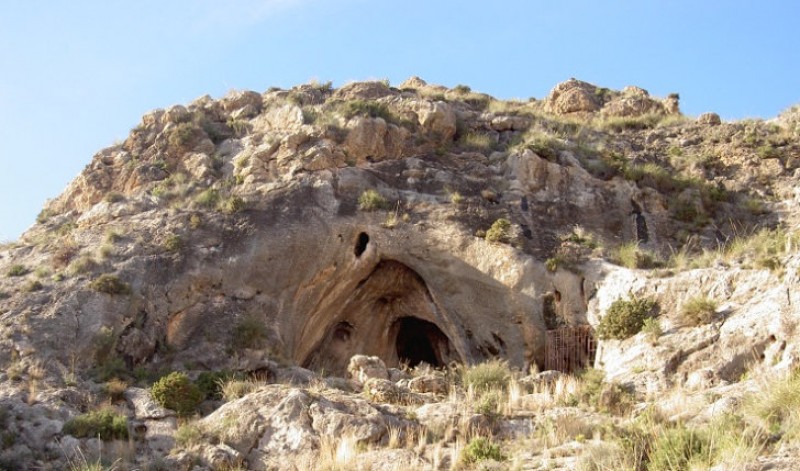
[394,317,448,367]
[354,232,370,257]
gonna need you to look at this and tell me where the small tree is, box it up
[597,295,656,340]
[485,218,512,244]
[151,372,203,417]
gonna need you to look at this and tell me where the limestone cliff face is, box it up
[4,77,800,377]
[0,77,798,468]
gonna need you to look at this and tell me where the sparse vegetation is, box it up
[339,100,398,124]
[195,188,221,208]
[151,372,204,417]
[596,112,664,132]
[485,218,512,244]
[24,280,43,292]
[67,255,97,276]
[164,234,183,252]
[460,359,512,392]
[89,274,130,295]
[104,192,124,204]
[175,422,205,447]
[220,195,246,214]
[458,131,497,151]
[614,241,659,269]
[6,265,27,277]
[597,295,657,340]
[358,189,389,211]
[680,296,717,326]
[641,317,663,344]
[168,122,204,151]
[231,315,268,350]
[461,437,505,464]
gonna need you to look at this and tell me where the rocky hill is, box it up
[0,77,799,470]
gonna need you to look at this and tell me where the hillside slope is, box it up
[0,78,798,470]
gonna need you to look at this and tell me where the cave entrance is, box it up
[544,325,597,373]
[298,260,461,375]
[393,317,448,368]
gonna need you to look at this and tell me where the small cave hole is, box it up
[394,317,448,368]
[333,321,353,342]
[354,232,370,257]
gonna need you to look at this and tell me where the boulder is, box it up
[334,81,398,101]
[348,355,389,382]
[408,374,448,395]
[546,79,602,114]
[412,100,457,140]
[398,76,428,89]
[697,112,722,125]
[221,90,263,114]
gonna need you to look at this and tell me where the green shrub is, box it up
[102,378,128,402]
[231,316,268,350]
[89,274,130,295]
[62,409,128,440]
[461,437,505,463]
[545,257,562,272]
[647,424,712,471]
[485,218,512,244]
[195,188,220,208]
[24,280,43,292]
[340,100,395,123]
[474,389,502,417]
[614,241,659,269]
[151,372,203,417]
[680,296,717,326]
[597,113,663,132]
[164,234,183,252]
[596,295,656,340]
[6,265,27,277]
[196,370,241,400]
[641,317,663,343]
[458,131,497,151]
[358,189,389,211]
[745,370,800,439]
[104,192,124,203]
[174,422,204,448]
[168,122,203,151]
[220,196,246,214]
[461,359,511,392]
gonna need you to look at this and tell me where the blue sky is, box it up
[1,1,798,241]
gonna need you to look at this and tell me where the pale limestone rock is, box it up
[125,387,174,419]
[363,377,404,403]
[685,368,718,390]
[601,94,665,117]
[251,104,304,133]
[412,100,457,140]
[334,81,397,101]
[408,374,448,395]
[164,105,190,124]
[344,117,388,163]
[697,112,722,125]
[198,386,410,471]
[490,115,530,132]
[546,78,601,114]
[348,355,389,382]
[184,152,215,180]
[399,76,427,89]
[221,90,262,114]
